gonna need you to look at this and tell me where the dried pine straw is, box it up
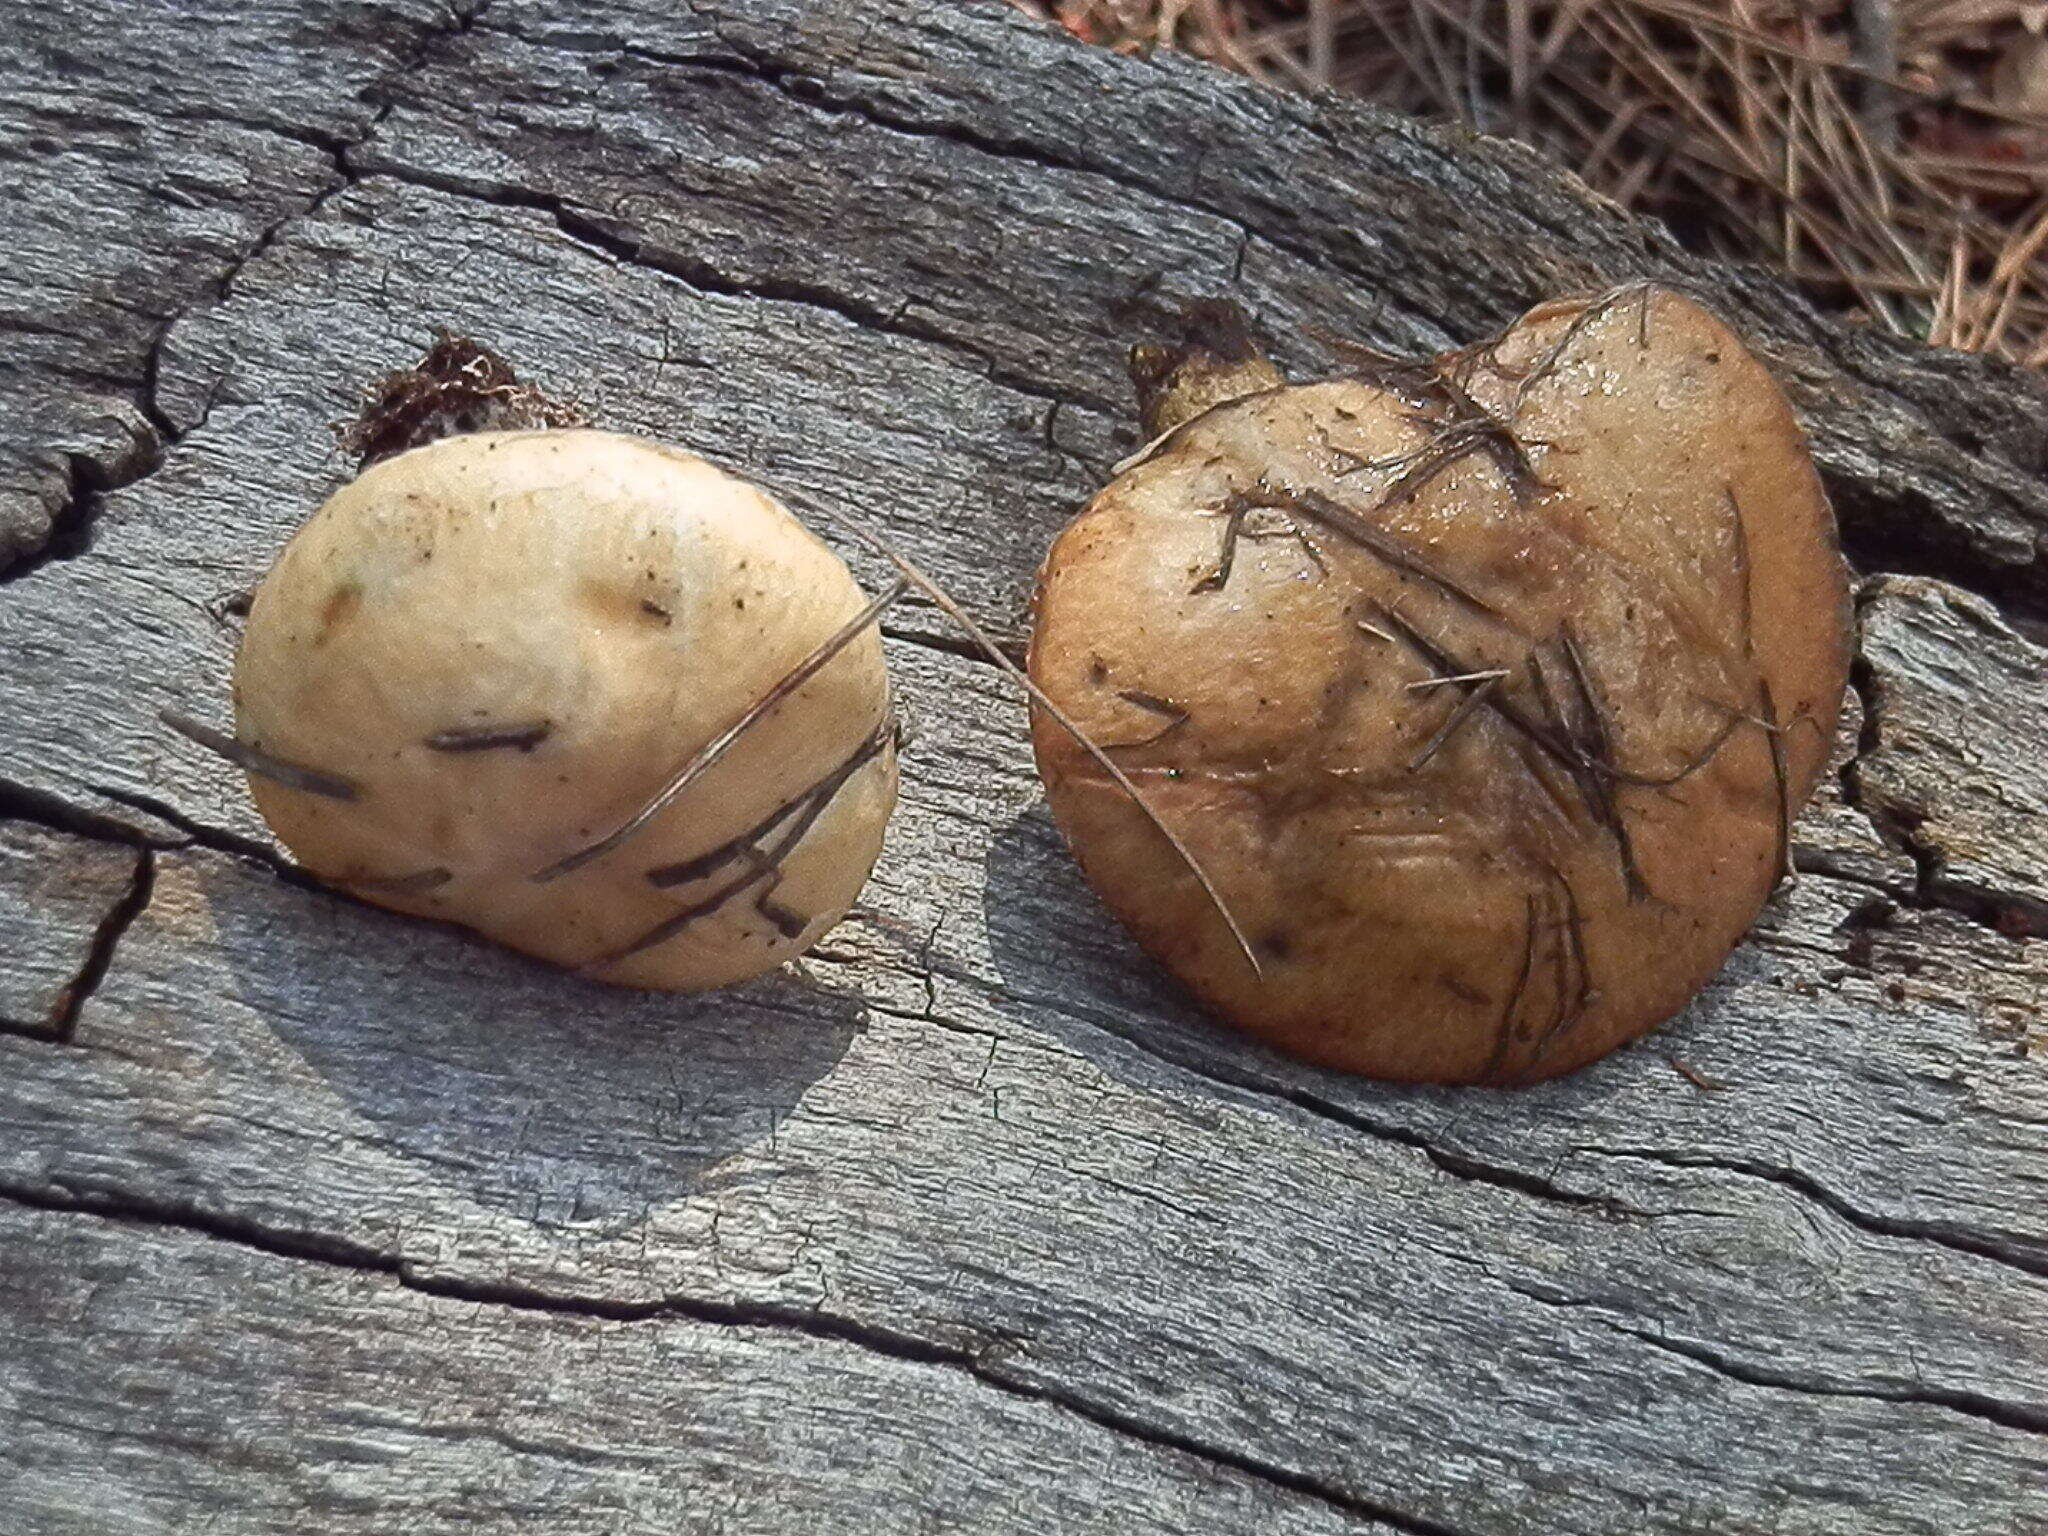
[1010,0,2048,367]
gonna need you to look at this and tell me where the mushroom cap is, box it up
[235,428,895,990]
[1028,288,1850,1083]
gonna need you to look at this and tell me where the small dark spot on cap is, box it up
[318,583,363,642]
[426,720,552,753]
[1440,975,1486,1005]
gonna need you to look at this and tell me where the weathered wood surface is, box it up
[1,1,2043,1532]
[0,822,143,1040]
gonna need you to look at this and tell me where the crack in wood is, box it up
[1479,1272,2048,1436]
[348,154,1119,420]
[0,776,165,851]
[503,17,1302,284]
[0,1176,1472,1534]
[0,0,496,584]
[925,956,1629,1216]
[0,842,154,1049]
[0,438,166,589]
[1839,594,2048,941]
[1600,1317,2048,1436]
[45,848,154,1045]
[1578,1145,2048,1281]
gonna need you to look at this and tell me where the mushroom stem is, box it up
[1128,300,1285,439]
[340,331,587,467]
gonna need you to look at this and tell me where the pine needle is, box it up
[1009,0,2048,366]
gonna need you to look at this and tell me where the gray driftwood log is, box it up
[2,2,2044,1532]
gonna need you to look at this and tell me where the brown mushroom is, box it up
[1027,286,1851,1084]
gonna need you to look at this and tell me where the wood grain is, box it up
[0,822,145,1040]
[1,0,2042,1530]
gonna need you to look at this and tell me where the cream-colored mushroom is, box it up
[226,427,896,990]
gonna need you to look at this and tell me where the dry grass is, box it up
[1010,0,2048,366]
